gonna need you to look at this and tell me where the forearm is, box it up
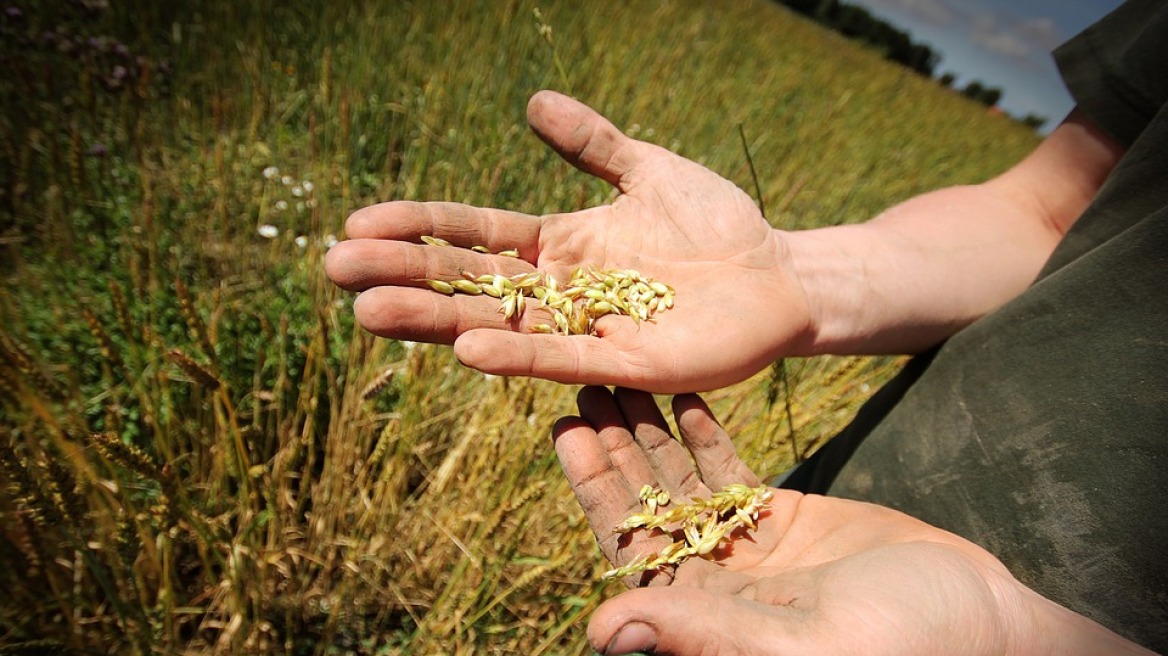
[783,110,1123,356]
[785,182,1060,355]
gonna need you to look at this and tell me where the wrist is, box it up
[779,224,876,356]
[996,575,1155,656]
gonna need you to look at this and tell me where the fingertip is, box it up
[526,89,573,125]
[551,414,588,436]
[452,329,503,371]
[671,393,712,425]
[322,238,349,285]
[343,202,384,239]
[587,593,660,655]
[576,384,613,406]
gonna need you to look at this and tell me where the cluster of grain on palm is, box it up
[603,483,773,580]
[419,235,675,335]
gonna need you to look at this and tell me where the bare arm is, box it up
[327,93,1126,391]
[788,110,1125,355]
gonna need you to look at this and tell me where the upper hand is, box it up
[553,387,1152,655]
[325,91,810,393]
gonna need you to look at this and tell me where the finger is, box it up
[526,90,660,192]
[325,238,534,292]
[353,286,558,344]
[588,586,788,656]
[576,387,659,490]
[673,394,761,489]
[453,328,683,392]
[612,388,710,502]
[552,413,675,584]
[344,200,542,261]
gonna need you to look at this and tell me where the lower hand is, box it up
[553,387,1151,655]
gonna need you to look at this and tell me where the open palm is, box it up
[552,387,1112,656]
[325,91,809,393]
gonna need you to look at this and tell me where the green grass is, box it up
[0,0,1039,653]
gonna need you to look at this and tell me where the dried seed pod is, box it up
[471,245,490,253]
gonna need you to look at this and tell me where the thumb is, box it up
[526,90,656,191]
[588,586,781,656]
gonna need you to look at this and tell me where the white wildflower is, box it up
[291,185,304,197]
[302,181,314,193]
[294,235,308,248]
[281,175,293,186]
[274,200,288,212]
[257,224,279,239]
[324,234,338,248]
[262,166,279,180]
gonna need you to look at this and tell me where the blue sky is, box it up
[847,0,1124,128]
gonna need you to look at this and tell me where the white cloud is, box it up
[965,11,1068,66]
[1015,16,1065,52]
[860,0,957,26]
[970,15,1031,58]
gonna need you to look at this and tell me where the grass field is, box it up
[0,1,1041,653]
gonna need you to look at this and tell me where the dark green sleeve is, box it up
[1054,0,1168,146]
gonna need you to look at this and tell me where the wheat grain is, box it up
[418,238,676,336]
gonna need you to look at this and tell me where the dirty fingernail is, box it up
[606,621,657,655]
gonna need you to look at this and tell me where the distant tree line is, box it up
[773,0,1048,130]
[776,0,939,76]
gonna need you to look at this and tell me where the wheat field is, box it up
[0,1,1040,653]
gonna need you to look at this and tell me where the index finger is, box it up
[553,415,676,587]
[345,200,543,261]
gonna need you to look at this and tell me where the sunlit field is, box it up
[0,1,1040,653]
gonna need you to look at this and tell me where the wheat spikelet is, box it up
[83,306,124,371]
[365,417,398,474]
[504,480,547,514]
[167,348,222,390]
[6,511,44,577]
[107,278,135,342]
[174,278,218,364]
[511,551,573,595]
[113,511,141,573]
[88,431,162,480]
[0,332,66,401]
[361,367,396,401]
[42,449,86,525]
[0,442,63,529]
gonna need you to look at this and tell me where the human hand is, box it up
[553,387,1153,655]
[325,91,809,393]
